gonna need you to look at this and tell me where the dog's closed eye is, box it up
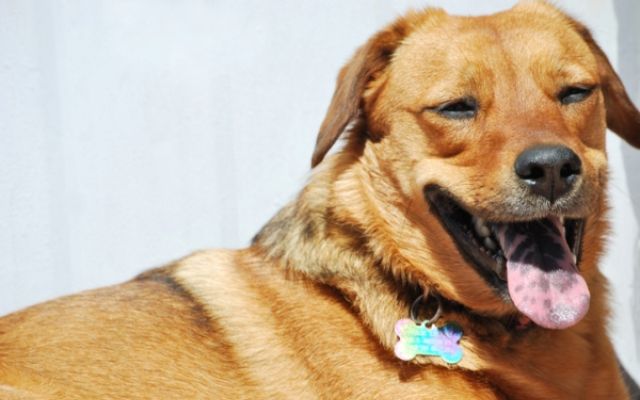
[427,97,478,120]
[558,85,596,105]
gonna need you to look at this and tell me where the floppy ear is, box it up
[311,24,408,167]
[574,23,640,148]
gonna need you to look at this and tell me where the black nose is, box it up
[514,145,581,203]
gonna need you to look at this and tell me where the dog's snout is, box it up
[514,145,581,203]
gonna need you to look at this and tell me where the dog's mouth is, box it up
[425,188,588,330]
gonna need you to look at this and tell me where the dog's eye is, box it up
[558,86,595,105]
[432,98,478,120]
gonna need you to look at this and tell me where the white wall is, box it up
[1,0,638,380]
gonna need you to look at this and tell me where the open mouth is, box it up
[425,187,588,330]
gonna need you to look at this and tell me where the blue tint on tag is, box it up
[394,318,463,364]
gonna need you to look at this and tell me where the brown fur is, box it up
[2,2,640,399]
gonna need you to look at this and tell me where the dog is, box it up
[2,1,640,399]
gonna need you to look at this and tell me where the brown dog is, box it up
[1,2,639,399]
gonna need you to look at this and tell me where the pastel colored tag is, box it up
[394,318,463,364]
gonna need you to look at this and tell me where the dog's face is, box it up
[313,2,640,329]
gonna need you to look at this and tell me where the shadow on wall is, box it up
[614,0,640,372]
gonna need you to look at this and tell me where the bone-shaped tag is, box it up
[394,318,463,364]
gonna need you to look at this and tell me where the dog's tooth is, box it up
[479,226,491,238]
[483,237,497,250]
[573,254,577,264]
[473,217,490,237]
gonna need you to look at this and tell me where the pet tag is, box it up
[394,318,463,364]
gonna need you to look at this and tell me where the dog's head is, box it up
[312,2,640,329]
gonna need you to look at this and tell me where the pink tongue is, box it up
[494,217,589,329]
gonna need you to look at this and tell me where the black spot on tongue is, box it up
[494,216,590,329]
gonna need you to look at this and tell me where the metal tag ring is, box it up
[410,289,442,326]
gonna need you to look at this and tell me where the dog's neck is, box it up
[251,148,415,351]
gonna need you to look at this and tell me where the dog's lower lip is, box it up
[424,187,584,296]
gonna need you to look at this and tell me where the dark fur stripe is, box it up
[135,266,212,331]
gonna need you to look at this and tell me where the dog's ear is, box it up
[311,23,409,167]
[574,23,640,148]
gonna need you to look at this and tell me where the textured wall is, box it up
[615,0,640,381]
[1,0,638,380]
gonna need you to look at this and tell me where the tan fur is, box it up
[2,2,640,399]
